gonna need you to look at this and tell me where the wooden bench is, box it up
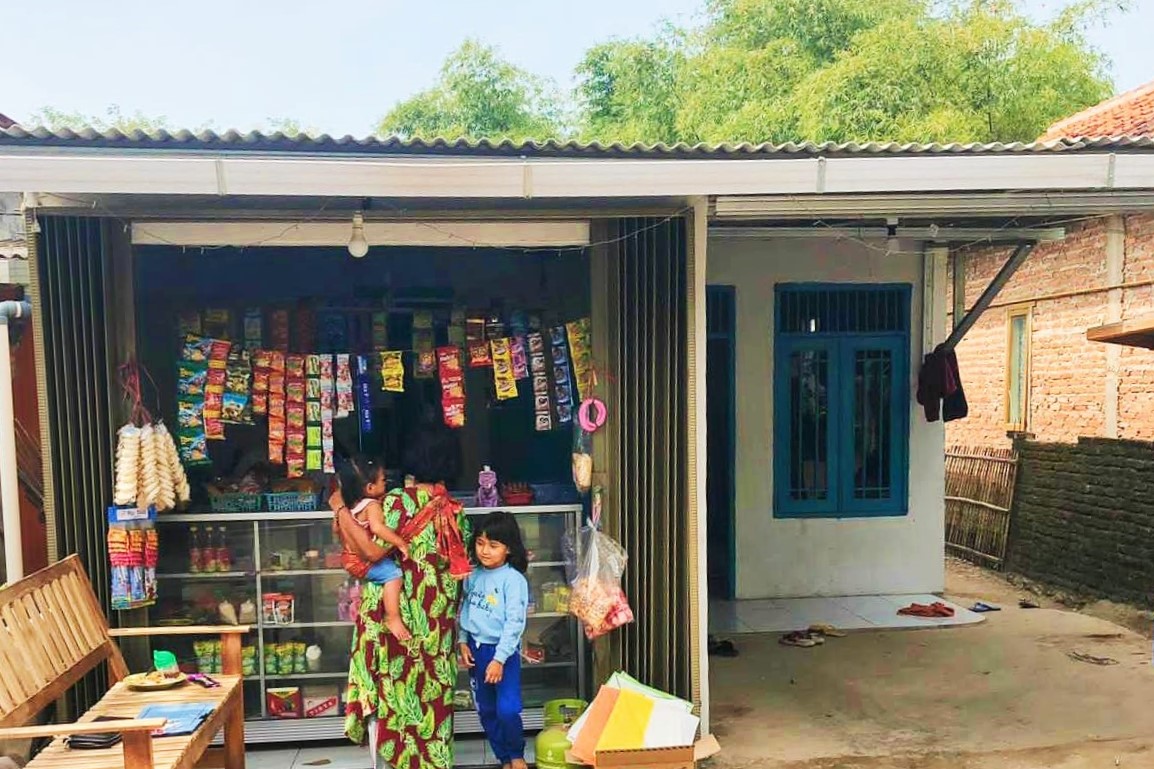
[0,555,248,769]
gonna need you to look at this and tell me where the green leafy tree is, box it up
[576,32,685,144]
[575,0,1124,145]
[378,39,564,141]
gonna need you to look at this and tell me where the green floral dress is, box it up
[345,486,470,769]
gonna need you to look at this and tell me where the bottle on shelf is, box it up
[217,525,233,571]
[189,525,202,573]
[203,526,219,573]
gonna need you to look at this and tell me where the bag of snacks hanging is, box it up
[107,505,159,610]
[568,494,633,640]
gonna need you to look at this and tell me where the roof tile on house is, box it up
[1041,80,1154,140]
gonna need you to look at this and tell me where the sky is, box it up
[1,0,1151,137]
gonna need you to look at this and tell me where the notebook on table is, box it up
[137,703,215,737]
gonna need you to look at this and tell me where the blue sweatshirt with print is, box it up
[457,563,529,664]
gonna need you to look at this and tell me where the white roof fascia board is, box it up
[1,151,1151,199]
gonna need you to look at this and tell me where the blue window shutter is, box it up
[773,284,911,519]
[774,336,840,517]
[837,336,909,516]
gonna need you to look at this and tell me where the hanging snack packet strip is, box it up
[413,311,437,379]
[221,348,253,424]
[490,338,518,401]
[528,332,552,432]
[268,352,286,464]
[550,327,574,426]
[335,354,354,418]
[356,355,374,434]
[380,351,405,393]
[252,350,271,416]
[319,355,336,474]
[466,314,491,368]
[203,338,232,439]
[176,334,211,465]
[437,346,466,429]
[305,355,323,472]
[566,318,594,403]
[285,354,307,478]
[510,336,530,380]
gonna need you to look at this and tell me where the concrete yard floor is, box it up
[709,560,1154,769]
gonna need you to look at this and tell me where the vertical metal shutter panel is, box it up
[33,216,116,713]
[602,217,694,703]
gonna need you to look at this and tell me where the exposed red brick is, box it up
[946,215,1154,449]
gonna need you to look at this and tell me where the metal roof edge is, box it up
[2,126,1154,159]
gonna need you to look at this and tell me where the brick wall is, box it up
[946,214,1154,448]
[1008,437,1154,607]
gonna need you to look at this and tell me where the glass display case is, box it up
[149,505,585,744]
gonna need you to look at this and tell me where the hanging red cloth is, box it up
[917,344,969,423]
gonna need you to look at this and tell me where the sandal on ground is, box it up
[779,631,818,648]
[971,602,1001,613]
[808,623,847,637]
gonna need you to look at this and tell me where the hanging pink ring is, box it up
[578,398,607,433]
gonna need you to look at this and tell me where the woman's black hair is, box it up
[337,455,384,508]
[472,511,529,573]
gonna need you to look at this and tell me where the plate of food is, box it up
[124,671,188,691]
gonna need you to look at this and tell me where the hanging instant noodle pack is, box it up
[107,505,159,610]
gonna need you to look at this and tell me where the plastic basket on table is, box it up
[264,491,320,513]
[207,491,262,513]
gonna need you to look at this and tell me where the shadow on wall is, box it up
[1007,436,1154,609]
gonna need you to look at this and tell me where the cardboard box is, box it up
[568,735,720,769]
[304,694,340,718]
[266,687,303,719]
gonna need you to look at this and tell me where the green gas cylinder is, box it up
[535,699,588,769]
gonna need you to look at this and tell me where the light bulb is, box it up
[348,212,369,258]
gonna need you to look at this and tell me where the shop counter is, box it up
[145,504,586,744]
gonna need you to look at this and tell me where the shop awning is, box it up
[1087,316,1154,349]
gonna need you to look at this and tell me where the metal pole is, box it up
[943,243,1034,352]
[0,299,32,583]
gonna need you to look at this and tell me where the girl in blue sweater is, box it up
[458,512,530,769]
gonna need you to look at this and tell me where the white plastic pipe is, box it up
[0,299,31,583]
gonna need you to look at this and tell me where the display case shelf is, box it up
[156,571,254,580]
[151,504,585,745]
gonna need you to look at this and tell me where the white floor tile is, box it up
[293,744,374,769]
[710,595,983,634]
[246,747,299,769]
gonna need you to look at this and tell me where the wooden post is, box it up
[122,729,155,769]
[221,632,242,676]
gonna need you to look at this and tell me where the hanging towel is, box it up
[917,344,968,423]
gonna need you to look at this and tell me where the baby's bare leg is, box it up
[383,578,411,641]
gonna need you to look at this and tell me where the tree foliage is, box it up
[576,0,1121,145]
[378,39,564,141]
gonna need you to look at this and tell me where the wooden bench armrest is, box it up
[0,718,168,740]
[109,625,252,638]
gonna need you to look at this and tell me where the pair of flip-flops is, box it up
[971,602,1002,613]
[779,624,847,648]
[898,601,956,618]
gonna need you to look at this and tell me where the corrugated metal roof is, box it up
[2,125,1154,158]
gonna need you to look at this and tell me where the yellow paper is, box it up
[595,689,655,752]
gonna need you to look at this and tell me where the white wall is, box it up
[707,236,946,599]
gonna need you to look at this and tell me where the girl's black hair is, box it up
[337,455,384,508]
[472,511,529,573]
